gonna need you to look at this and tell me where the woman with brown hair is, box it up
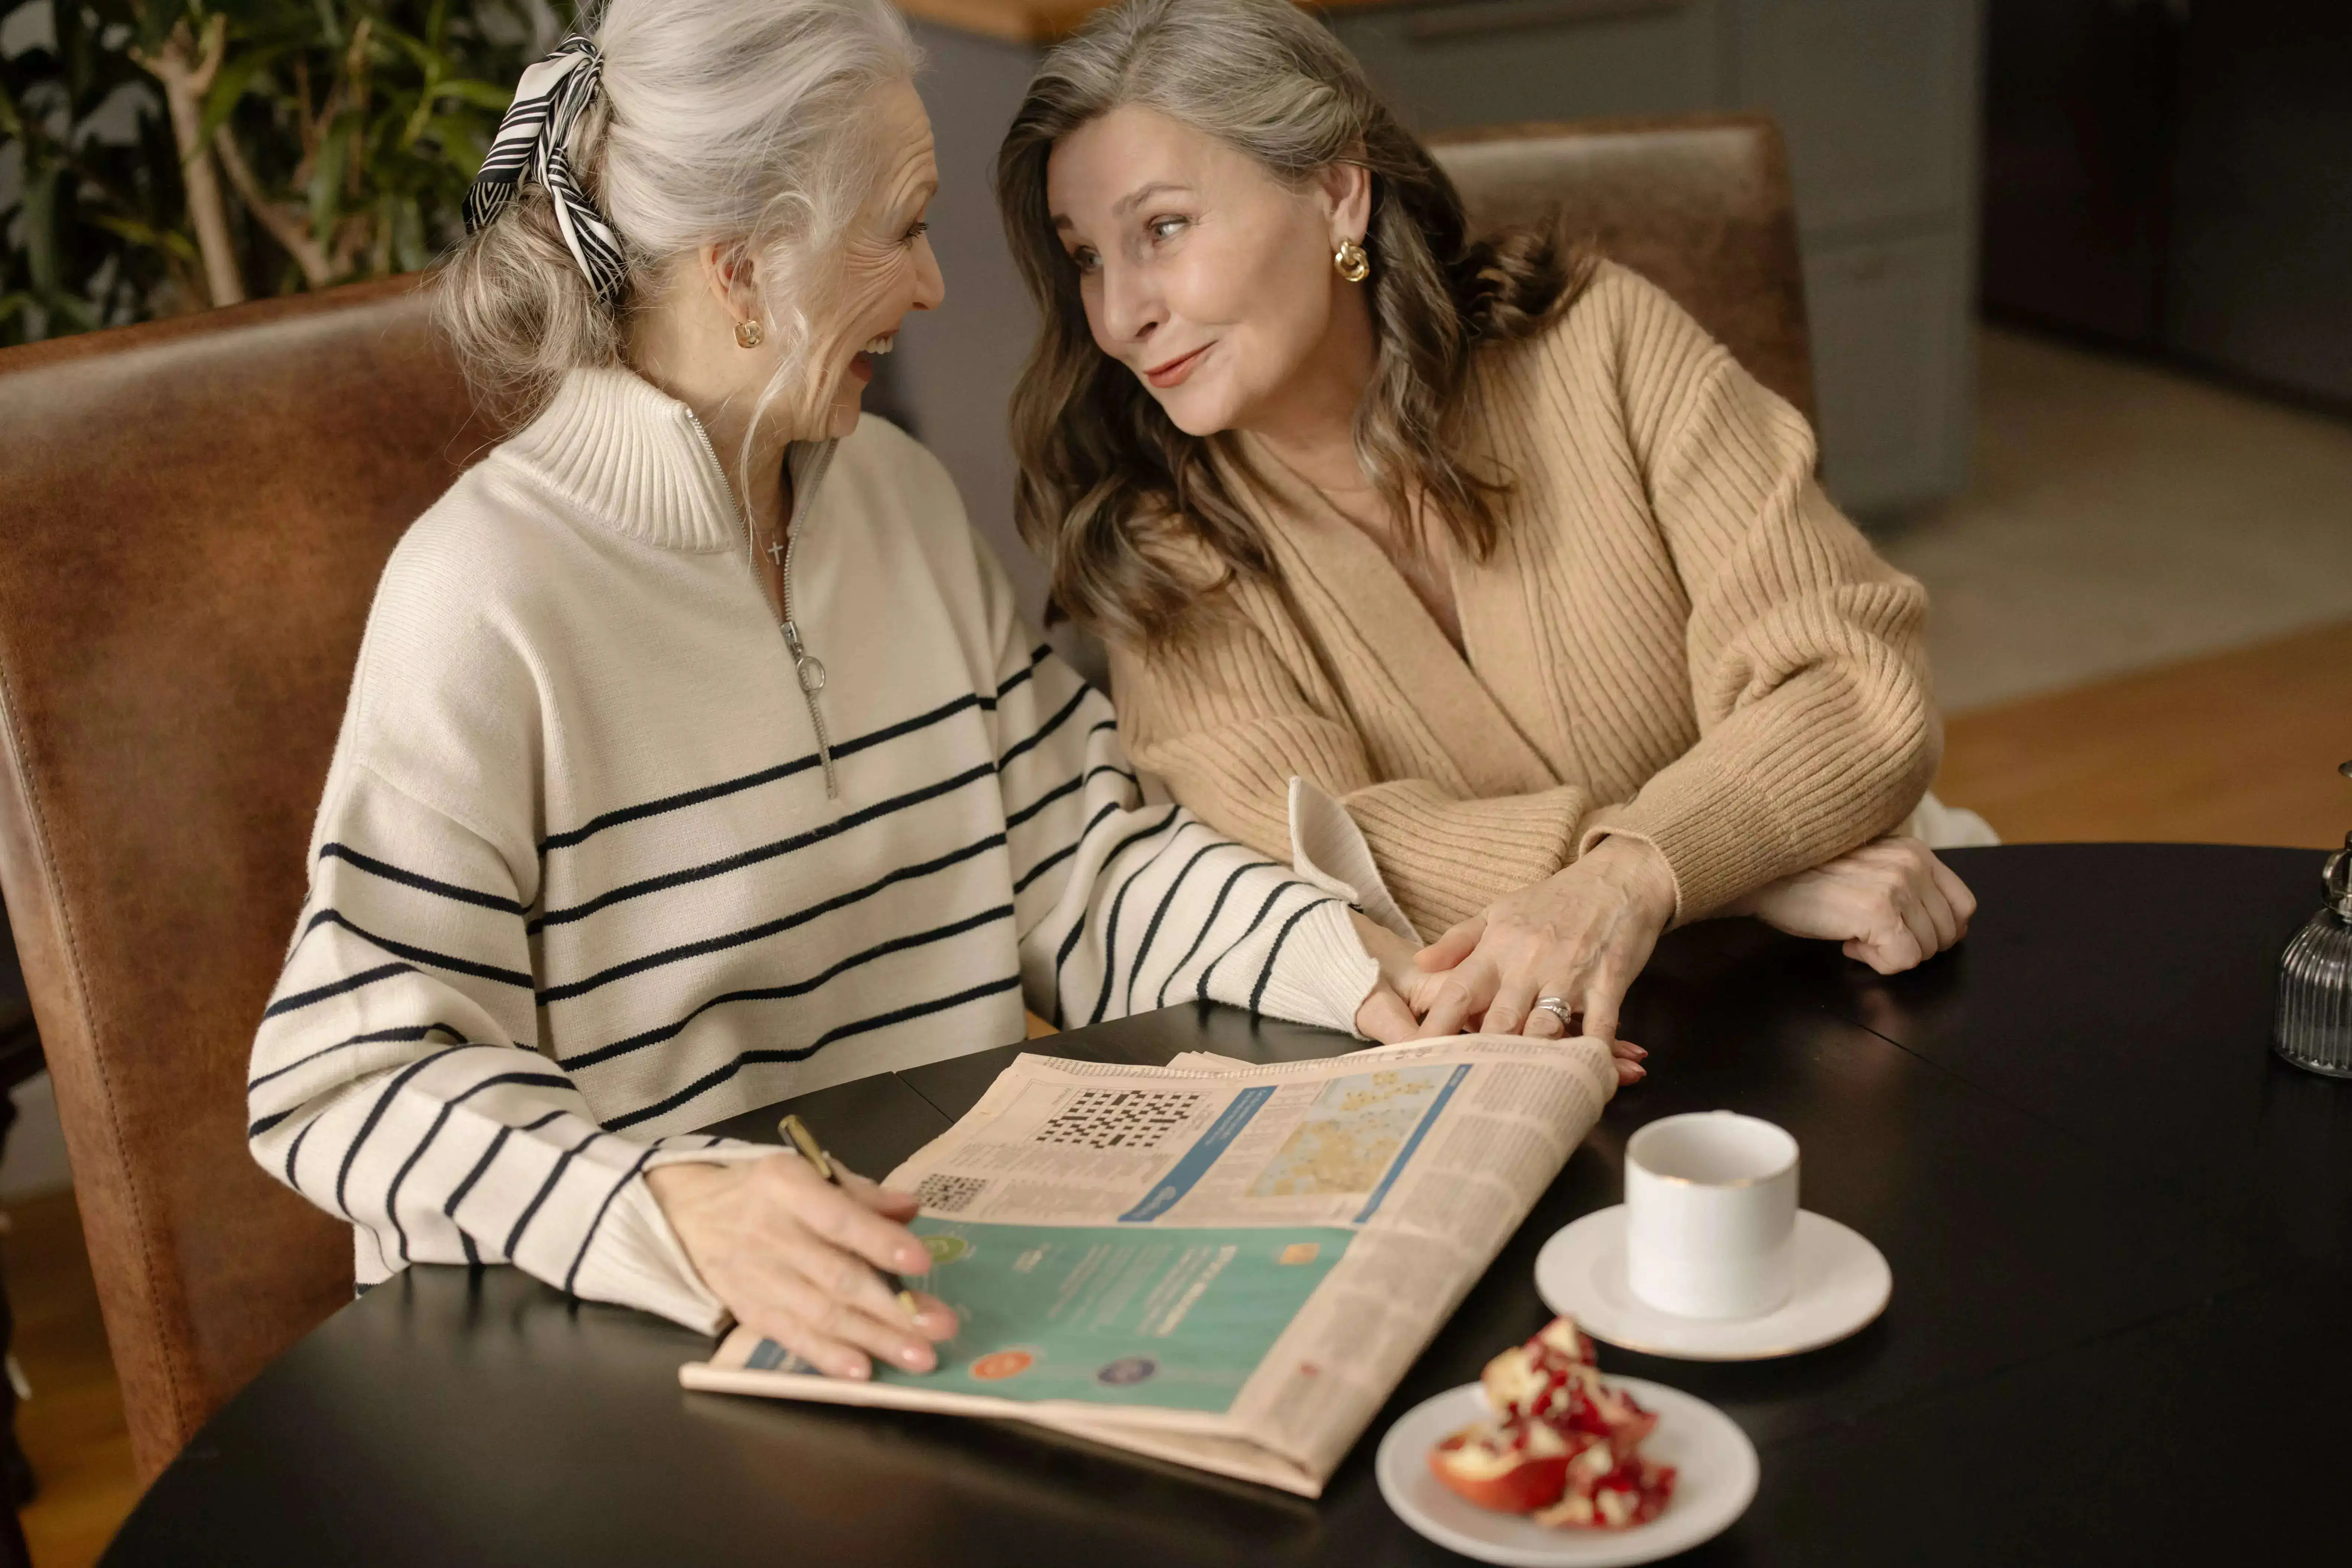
[995,0,1980,1059]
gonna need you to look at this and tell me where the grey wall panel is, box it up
[1805,230,1973,514]
[1327,0,1730,133]
[899,23,1055,630]
[1734,0,1981,236]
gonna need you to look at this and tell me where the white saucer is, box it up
[1375,1379,1758,1567]
[1534,1206,1891,1361]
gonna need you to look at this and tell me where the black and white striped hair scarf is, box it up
[464,34,628,308]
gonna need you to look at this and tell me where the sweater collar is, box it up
[501,365,834,555]
[1219,430,1563,799]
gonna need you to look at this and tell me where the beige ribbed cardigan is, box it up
[1109,263,1940,941]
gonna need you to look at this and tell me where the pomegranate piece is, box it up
[1433,1317,1679,1531]
[1427,1418,1588,1513]
[1534,1449,1678,1531]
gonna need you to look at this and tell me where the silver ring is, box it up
[1534,997,1572,1025]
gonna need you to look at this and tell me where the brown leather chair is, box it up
[0,276,483,1479]
[1431,112,1816,422]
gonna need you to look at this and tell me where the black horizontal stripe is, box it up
[533,762,995,932]
[333,1047,470,1219]
[1003,771,1083,831]
[1014,799,1122,899]
[539,830,1009,1006]
[318,844,525,915]
[305,909,534,990]
[284,1115,321,1187]
[1155,856,1283,1007]
[1250,899,1336,1015]
[1003,756,1139,835]
[360,1062,581,1246]
[248,1107,294,1138]
[263,961,417,1019]
[1087,817,1193,1026]
[1126,838,1222,1015]
[383,1098,458,1265]
[604,975,1021,1131]
[249,1021,467,1094]
[998,686,1089,771]
[536,650,1052,855]
[1052,806,1181,1027]
[443,1125,512,1231]
[565,1143,661,1296]
[1198,880,1317,1001]
[562,903,1013,1072]
[505,1127,602,1259]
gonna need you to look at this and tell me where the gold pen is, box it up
[779,1113,923,1319]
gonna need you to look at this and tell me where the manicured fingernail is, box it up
[841,1358,871,1380]
[899,1345,933,1370]
[1628,1064,1647,1080]
[1630,1045,1648,1059]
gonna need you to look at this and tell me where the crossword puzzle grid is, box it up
[914,1173,989,1214]
[1029,1090,1203,1151]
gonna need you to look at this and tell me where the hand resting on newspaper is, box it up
[1352,913,1648,1087]
[647,1156,956,1381]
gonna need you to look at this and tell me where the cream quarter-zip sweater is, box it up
[246,366,1380,1332]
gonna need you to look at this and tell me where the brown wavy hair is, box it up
[995,0,1594,647]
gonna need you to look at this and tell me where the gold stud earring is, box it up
[1334,239,1370,283]
[734,318,765,350]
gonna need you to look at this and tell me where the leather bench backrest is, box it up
[1432,113,1816,419]
[0,277,484,1478]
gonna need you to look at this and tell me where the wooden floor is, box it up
[7,1192,136,1568]
[1935,619,2352,850]
[0,620,2345,1565]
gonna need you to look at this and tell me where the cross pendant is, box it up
[766,540,785,566]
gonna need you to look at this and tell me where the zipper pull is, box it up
[780,620,838,799]
[781,620,827,693]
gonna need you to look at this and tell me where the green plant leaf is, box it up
[432,77,510,111]
[198,40,293,141]
[306,110,355,239]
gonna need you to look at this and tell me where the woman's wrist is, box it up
[1575,834,1678,929]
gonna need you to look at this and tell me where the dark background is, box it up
[1981,0,2352,410]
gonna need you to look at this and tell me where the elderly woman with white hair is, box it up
[244,0,1447,1382]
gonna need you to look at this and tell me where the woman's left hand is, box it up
[1731,835,1975,973]
[1410,837,1678,1055]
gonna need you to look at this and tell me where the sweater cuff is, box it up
[567,1137,777,1335]
[1579,751,1793,925]
[1248,898,1382,1039]
[1288,776,1415,940]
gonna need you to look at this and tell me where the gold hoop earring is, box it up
[734,318,765,350]
[1334,239,1370,283]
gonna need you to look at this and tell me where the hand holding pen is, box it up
[643,1120,957,1381]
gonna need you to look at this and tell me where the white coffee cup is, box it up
[1624,1111,1800,1320]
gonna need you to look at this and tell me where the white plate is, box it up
[1535,1206,1891,1362]
[1375,1379,1757,1567]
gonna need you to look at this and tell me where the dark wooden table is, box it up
[103,845,2352,1565]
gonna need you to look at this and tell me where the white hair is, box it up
[434,0,919,435]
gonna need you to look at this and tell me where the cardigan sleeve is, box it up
[1110,624,1595,942]
[1579,283,1940,920]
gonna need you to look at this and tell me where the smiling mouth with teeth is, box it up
[861,335,895,355]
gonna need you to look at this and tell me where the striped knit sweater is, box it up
[246,366,1379,1332]
[1109,263,1940,940]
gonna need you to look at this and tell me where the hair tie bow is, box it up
[464,34,628,308]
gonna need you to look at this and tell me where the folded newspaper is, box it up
[680,1034,1615,1496]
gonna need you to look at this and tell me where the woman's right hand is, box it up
[645,1153,957,1380]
